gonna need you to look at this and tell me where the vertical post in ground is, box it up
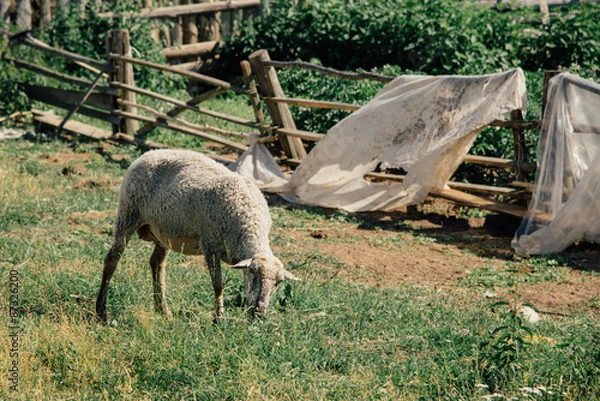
[248,49,306,159]
[511,109,527,182]
[107,29,138,134]
[542,70,561,120]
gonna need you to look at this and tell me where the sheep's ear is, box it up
[280,269,301,282]
[230,258,253,269]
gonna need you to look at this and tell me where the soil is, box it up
[267,195,600,318]
[43,149,600,317]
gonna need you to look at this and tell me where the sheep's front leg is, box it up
[150,243,171,316]
[206,253,224,320]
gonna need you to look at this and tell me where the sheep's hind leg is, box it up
[96,230,134,321]
[150,243,171,316]
[96,217,137,321]
[206,253,224,321]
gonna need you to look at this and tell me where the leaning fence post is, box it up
[248,49,307,160]
[107,29,138,134]
[240,60,267,136]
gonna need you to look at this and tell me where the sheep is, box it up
[95,149,299,321]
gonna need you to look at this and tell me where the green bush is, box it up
[224,0,600,76]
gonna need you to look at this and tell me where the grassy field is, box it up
[1,135,600,400]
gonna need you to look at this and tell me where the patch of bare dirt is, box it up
[269,195,600,316]
[41,152,94,166]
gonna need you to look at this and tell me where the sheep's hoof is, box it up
[213,312,224,324]
[96,313,109,324]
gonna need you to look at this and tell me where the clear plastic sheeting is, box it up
[512,73,600,254]
[233,68,527,212]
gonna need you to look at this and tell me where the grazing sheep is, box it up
[95,149,299,321]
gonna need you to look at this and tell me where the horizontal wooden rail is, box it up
[26,89,118,125]
[264,97,540,133]
[462,155,536,172]
[113,110,249,153]
[109,54,251,95]
[285,159,527,198]
[32,109,112,139]
[264,60,394,83]
[273,127,326,142]
[366,171,526,197]
[97,0,259,19]
[430,188,528,219]
[111,82,260,129]
[1,29,105,69]
[22,84,115,111]
[265,97,361,111]
[6,57,116,95]
[489,119,540,130]
[163,41,218,60]
[119,99,249,140]
[135,86,228,137]
[113,133,238,166]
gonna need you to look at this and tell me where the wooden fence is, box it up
[3,0,260,74]
[1,28,545,218]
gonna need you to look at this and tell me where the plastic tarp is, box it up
[233,68,527,212]
[512,73,600,254]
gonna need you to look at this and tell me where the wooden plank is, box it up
[1,29,105,68]
[7,58,116,95]
[111,82,260,129]
[109,54,250,95]
[32,110,112,139]
[135,86,227,137]
[429,188,529,218]
[114,133,237,166]
[56,62,111,135]
[273,127,325,142]
[486,119,540,130]
[112,110,249,153]
[265,97,361,111]
[163,41,218,59]
[22,85,115,115]
[119,99,249,139]
[283,159,530,217]
[26,92,118,125]
[366,171,524,197]
[462,154,536,172]
[97,0,260,19]
[264,59,394,83]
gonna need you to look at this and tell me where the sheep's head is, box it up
[232,255,300,317]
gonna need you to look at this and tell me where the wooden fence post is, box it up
[240,60,267,136]
[542,70,561,120]
[107,29,139,134]
[511,109,527,182]
[248,49,307,159]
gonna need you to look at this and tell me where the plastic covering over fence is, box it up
[233,68,527,212]
[512,73,600,255]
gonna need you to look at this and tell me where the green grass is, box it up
[1,138,600,400]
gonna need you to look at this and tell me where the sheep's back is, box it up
[118,150,272,256]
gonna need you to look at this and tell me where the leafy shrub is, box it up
[222,0,600,78]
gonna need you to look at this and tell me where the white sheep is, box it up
[95,149,299,321]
